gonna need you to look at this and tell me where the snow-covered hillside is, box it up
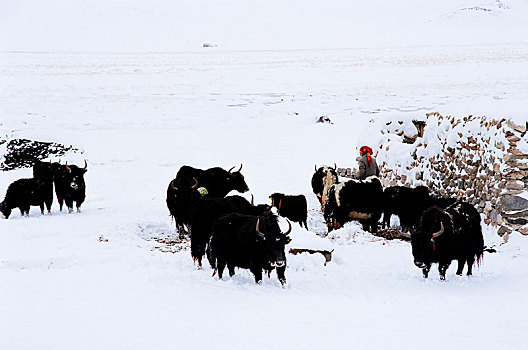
[1,1,528,349]
[2,0,528,52]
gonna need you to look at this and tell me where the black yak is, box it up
[383,186,457,232]
[166,177,201,237]
[32,160,61,213]
[175,164,249,198]
[190,195,270,267]
[54,161,87,213]
[323,176,383,233]
[166,164,250,235]
[208,212,291,285]
[382,185,431,231]
[404,201,484,280]
[311,164,338,206]
[0,178,49,218]
[269,192,308,229]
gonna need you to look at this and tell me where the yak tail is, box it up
[476,248,484,268]
[206,238,216,269]
[474,232,486,267]
[473,223,485,268]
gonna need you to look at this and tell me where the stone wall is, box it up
[346,113,528,237]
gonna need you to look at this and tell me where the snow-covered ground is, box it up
[1,1,528,349]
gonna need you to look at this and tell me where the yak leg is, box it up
[466,256,475,276]
[205,245,214,269]
[217,260,226,279]
[361,221,369,232]
[39,203,45,214]
[361,219,377,233]
[65,199,74,213]
[383,212,391,229]
[456,259,466,276]
[228,265,236,277]
[276,266,286,285]
[303,220,309,230]
[369,219,378,234]
[194,256,203,269]
[326,218,339,232]
[251,267,263,284]
[176,223,187,239]
[45,199,52,213]
[422,265,431,278]
[191,241,205,269]
[438,262,450,281]
[57,198,64,212]
[191,243,203,269]
[326,220,334,232]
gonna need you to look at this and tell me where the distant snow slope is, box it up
[1,0,528,52]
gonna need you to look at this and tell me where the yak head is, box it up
[311,164,338,206]
[227,164,249,193]
[63,161,87,191]
[255,213,292,268]
[269,193,285,209]
[411,207,451,269]
[0,202,11,219]
[168,177,201,209]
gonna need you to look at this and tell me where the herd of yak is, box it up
[0,160,87,218]
[0,161,485,284]
[166,164,485,283]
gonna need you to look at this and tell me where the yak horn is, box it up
[315,164,318,172]
[283,219,292,235]
[228,164,243,173]
[170,179,178,191]
[191,177,199,189]
[65,162,71,172]
[82,160,87,170]
[334,163,337,170]
[432,222,444,238]
[251,194,255,206]
[256,218,265,238]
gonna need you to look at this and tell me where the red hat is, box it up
[359,146,373,167]
[360,146,373,155]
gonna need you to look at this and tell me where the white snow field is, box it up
[1,1,528,349]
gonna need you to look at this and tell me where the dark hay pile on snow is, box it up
[0,138,79,171]
[375,228,411,242]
